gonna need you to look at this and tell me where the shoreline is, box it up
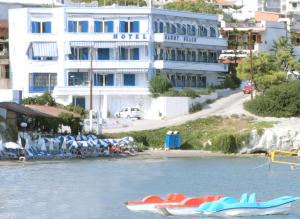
[0,150,266,166]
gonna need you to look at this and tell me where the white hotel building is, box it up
[9,7,228,118]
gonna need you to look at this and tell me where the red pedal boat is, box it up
[155,195,224,216]
[125,193,186,213]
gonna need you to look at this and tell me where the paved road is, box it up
[103,91,259,134]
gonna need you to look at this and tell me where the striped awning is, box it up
[94,42,117,48]
[116,41,148,46]
[70,41,94,47]
[94,68,148,73]
[32,42,58,57]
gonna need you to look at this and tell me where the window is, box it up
[104,21,114,32]
[292,2,297,8]
[97,48,110,60]
[68,72,89,86]
[120,48,139,60]
[31,21,52,33]
[68,20,89,33]
[119,21,139,33]
[29,73,57,93]
[199,25,208,37]
[182,24,187,35]
[171,24,176,34]
[187,50,196,62]
[4,65,9,79]
[94,21,103,33]
[198,50,208,62]
[166,22,171,34]
[72,96,86,109]
[191,26,196,36]
[124,74,135,86]
[165,48,175,61]
[177,49,185,61]
[69,47,89,60]
[94,73,114,86]
[159,22,164,33]
[155,47,164,60]
[154,21,158,33]
[210,27,216,37]
[208,51,217,63]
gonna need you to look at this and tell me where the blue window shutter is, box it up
[94,21,100,32]
[120,21,126,32]
[124,74,135,86]
[31,21,38,33]
[82,21,88,32]
[133,48,139,60]
[82,48,89,60]
[133,21,139,33]
[106,74,114,86]
[108,21,113,32]
[68,21,74,32]
[44,21,52,33]
[120,48,126,60]
[98,48,109,60]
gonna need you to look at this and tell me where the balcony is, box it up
[154,33,227,48]
[53,85,150,96]
[0,50,8,60]
[153,60,228,72]
[64,60,151,69]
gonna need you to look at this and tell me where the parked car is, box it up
[115,107,141,119]
[242,85,253,94]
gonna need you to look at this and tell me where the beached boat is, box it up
[125,193,186,213]
[198,193,300,217]
[155,195,224,216]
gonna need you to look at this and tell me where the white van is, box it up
[115,107,141,119]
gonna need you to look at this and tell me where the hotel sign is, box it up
[113,33,148,40]
[165,34,197,42]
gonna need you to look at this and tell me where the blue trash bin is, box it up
[165,131,173,149]
[173,131,181,149]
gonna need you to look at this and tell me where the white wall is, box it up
[0,89,22,103]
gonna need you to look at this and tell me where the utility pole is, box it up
[248,30,254,100]
[89,46,94,132]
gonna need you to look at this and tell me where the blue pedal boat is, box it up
[197,193,300,217]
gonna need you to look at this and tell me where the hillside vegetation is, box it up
[106,116,273,153]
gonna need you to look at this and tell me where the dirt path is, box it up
[103,91,268,134]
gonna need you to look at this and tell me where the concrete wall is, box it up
[0,89,22,103]
[145,88,236,120]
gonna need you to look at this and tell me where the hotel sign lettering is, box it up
[113,33,148,40]
[165,34,197,43]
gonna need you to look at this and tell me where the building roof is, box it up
[0,19,8,38]
[26,105,80,118]
[0,102,53,117]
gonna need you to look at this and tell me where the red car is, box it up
[242,85,253,94]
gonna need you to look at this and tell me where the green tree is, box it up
[149,74,172,97]
[165,0,222,14]
[72,0,146,6]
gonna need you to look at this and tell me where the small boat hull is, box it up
[157,207,199,216]
[204,203,291,217]
[126,203,177,213]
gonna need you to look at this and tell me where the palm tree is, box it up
[272,36,294,56]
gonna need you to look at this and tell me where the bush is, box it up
[149,75,172,97]
[215,74,241,90]
[211,133,244,153]
[182,88,198,98]
[23,92,56,106]
[189,103,202,113]
[58,112,82,135]
[244,81,300,117]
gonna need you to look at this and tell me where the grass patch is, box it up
[105,116,274,153]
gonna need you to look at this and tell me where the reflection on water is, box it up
[0,157,299,219]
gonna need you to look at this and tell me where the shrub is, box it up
[182,88,198,98]
[149,75,172,97]
[244,81,300,117]
[189,103,202,113]
[211,133,244,153]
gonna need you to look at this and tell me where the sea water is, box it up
[0,157,299,219]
